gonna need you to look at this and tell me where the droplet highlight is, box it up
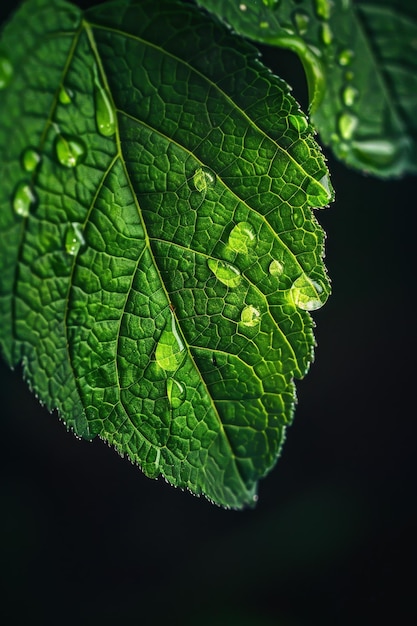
[55,134,87,168]
[228,221,256,254]
[207,258,241,288]
[342,85,358,107]
[21,148,41,173]
[292,10,310,36]
[320,22,333,46]
[93,66,116,137]
[352,137,405,167]
[269,259,284,276]
[0,53,13,89]
[314,0,332,20]
[167,378,186,409]
[58,86,73,105]
[306,173,333,207]
[65,222,85,256]
[289,113,309,134]
[240,305,261,328]
[13,182,36,217]
[338,49,354,67]
[289,274,326,311]
[338,111,358,141]
[155,312,186,372]
[193,166,216,192]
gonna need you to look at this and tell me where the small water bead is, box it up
[289,113,309,134]
[239,4,247,11]
[155,312,186,372]
[315,0,332,20]
[259,21,269,29]
[58,86,73,105]
[55,134,87,168]
[292,10,310,36]
[193,166,216,192]
[167,378,186,409]
[21,147,41,173]
[338,48,354,67]
[306,172,333,207]
[94,68,116,137]
[65,222,85,256]
[321,22,333,45]
[0,53,13,89]
[269,259,284,276]
[338,111,358,141]
[345,70,354,81]
[262,0,279,7]
[342,84,358,107]
[228,221,256,254]
[289,274,325,311]
[13,182,36,217]
[207,258,241,288]
[240,305,261,328]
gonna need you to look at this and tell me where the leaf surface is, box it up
[196,0,417,177]
[0,0,331,508]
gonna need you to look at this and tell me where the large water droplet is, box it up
[55,134,87,168]
[351,137,404,167]
[269,259,284,276]
[306,173,333,207]
[320,22,333,46]
[65,222,85,256]
[0,53,13,89]
[59,86,73,105]
[338,111,358,141]
[292,10,310,36]
[338,48,354,67]
[240,305,261,327]
[315,0,332,20]
[13,182,36,217]
[93,66,116,137]
[342,84,358,107]
[167,378,186,409]
[155,312,186,372]
[289,113,309,133]
[289,274,326,311]
[207,258,241,288]
[228,221,256,254]
[21,148,41,173]
[193,166,216,192]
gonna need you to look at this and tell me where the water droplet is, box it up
[306,173,333,207]
[65,222,85,256]
[55,134,87,168]
[93,66,116,137]
[320,22,333,45]
[269,259,284,276]
[167,378,186,409]
[58,86,73,105]
[228,221,256,254]
[289,113,309,134]
[193,166,216,192]
[342,85,358,107]
[338,111,358,141]
[207,258,241,288]
[338,48,354,67]
[240,305,261,328]
[314,0,332,20]
[289,274,326,311]
[351,137,405,167]
[259,21,269,29]
[21,148,41,173]
[0,53,13,89]
[12,182,36,217]
[155,312,186,372]
[239,3,247,10]
[262,0,279,7]
[292,10,310,36]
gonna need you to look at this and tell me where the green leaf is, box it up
[0,0,332,508]
[196,0,417,177]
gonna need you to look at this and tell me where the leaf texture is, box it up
[196,0,417,177]
[0,0,332,508]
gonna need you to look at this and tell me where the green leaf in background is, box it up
[196,0,417,177]
[0,0,332,508]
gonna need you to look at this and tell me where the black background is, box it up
[1,1,416,624]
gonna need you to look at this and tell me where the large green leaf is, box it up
[0,0,332,508]
[196,0,417,177]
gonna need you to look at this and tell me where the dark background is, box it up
[1,1,416,624]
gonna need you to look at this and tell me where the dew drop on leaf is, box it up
[342,84,358,107]
[240,305,261,327]
[65,222,85,256]
[289,113,309,133]
[0,53,13,89]
[155,312,186,372]
[314,0,332,20]
[269,259,284,276]
[262,0,279,8]
[228,221,256,254]
[192,166,216,192]
[338,111,358,141]
[351,137,405,167]
[167,378,186,409]
[93,66,116,137]
[12,182,36,217]
[306,173,333,207]
[292,10,310,36]
[289,274,325,311]
[207,258,241,288]
[55,134,87,168]
[21,147,42,173]
[58,86,73,105]
[320,22,333,46]
[337,48,354,67]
